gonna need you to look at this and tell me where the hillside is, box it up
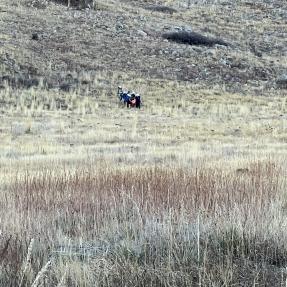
[0,0,286,94]
[0,1,287,286]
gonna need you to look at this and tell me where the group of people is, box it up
[117,86,141,108]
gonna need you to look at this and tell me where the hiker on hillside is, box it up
[117,86,141,109]
[128,93,137,107]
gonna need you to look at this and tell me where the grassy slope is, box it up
[0,0,286,92]
[0,0,287,286]
[0,0,286,170]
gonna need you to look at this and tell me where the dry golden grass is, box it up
[0,76,287,286]
[0,0,287,285]
[0,75,286,172]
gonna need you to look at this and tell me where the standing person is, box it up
[117,86,123,99]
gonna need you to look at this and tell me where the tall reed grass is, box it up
[0,160,286,286]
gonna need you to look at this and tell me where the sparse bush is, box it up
[51,0,95,9]
[145,5,177,14]
[0,75,39,89]
[162,31,229,47]
[276,74,287,89]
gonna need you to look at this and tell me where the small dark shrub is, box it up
[0,75,39,89]
[51,0,94,9]
[162,31,228,47]
[145,5,177,14]
[276,75,287,89]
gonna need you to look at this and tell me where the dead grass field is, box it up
[0,0,287,286]
[0,74,286,286]
[0,157,287,286]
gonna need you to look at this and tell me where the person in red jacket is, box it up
[128,93,137,107]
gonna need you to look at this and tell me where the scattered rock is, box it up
[162,31,229,47]
[115,23,124,31]
[166,26,193,32]
[115,23,129,34]
[204,49,216,57]
[219,57,232,66]
[192,46,203,53]
[137,30,147,37]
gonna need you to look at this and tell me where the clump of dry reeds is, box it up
[0,160,286,286]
